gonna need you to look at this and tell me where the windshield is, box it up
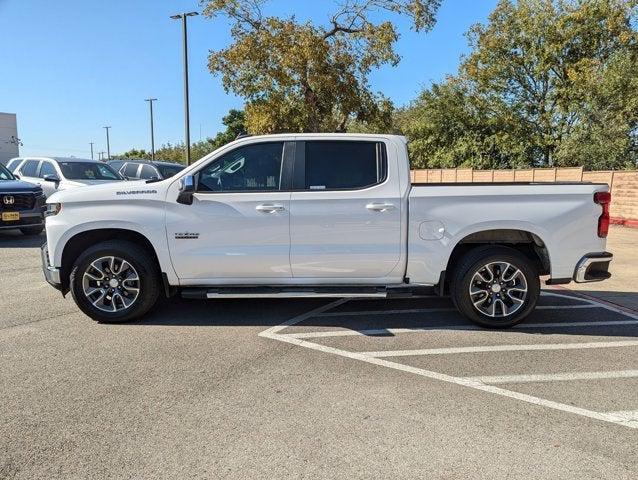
[157,164,185,179]
[0,163,15,181]
[58,162,121,181]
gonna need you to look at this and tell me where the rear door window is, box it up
[39,161,57,178]
[157,164,185,179]
[304,141,386,190]
[20,160,40,177]
[123,163,140,178]
[6,159,21,172]
[139,164,158,180]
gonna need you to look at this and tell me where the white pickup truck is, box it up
[41,134,613,327]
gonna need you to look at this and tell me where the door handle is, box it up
[366,202,396,212]
[255,204,285,213]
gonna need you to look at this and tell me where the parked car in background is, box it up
[111,160,185,181]
[106,159,126,172]
[5,158,22,172]
[42,134,613,326]
[0,162,45,235]
[10,157,123,198]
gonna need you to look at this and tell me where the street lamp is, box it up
[145,98,158,161]
[103,126,111,160]
[170,11,198,165]
[89,142,94,160]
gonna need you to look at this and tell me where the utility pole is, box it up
[145,98,157,161]
[89,142,94,160]
[170,11,198,165]
[103,126,111,160]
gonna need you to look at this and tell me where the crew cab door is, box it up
[166,141,293,282]
[289,140,402,279]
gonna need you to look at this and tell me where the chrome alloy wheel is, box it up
[82,256,140,313]
[469,261,528,317]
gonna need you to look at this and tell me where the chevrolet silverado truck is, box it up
[41,134,613,327]
[0,162,46,235]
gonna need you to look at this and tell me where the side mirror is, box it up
[177,175,196,205]
[43,175,61,185]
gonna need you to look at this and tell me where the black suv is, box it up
[0,162,46,235]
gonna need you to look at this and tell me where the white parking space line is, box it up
[541,291,597,304]
[606,410,638,422]
[283,318,638,339]
[260,291,638,429]
[317,307,455,317]
[362,340,638,358]
[466,370,638,384]
[316,304,596,318]
[261,327,638,429]
[260,299,349,336]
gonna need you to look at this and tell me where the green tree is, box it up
[202,0,441,134]
[401,0,638,169]
[113,148,151,160]
[121,109,247,165]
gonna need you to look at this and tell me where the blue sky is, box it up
[0,0,497,158]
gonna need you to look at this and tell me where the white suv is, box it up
[11,157,123,198]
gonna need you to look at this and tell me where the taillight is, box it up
[594,191,611,238]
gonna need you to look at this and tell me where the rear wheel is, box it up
[451,246,540,328]
[20,226,44,236]
[70,240,160,323]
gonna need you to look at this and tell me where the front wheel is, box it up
[69,240,160,323]
[451,246,540,328]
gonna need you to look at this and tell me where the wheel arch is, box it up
[440,228,550,294]
[60,228,162,291]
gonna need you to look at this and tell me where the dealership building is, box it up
[0,112,19,165]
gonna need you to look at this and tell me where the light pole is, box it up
[103,126,111,160]
[145,98,157,161]
[170,11,198,165]
[89,142,94,160]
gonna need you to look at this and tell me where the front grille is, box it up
[0,193,37,211]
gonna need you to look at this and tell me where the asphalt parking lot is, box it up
[1,227,637,479]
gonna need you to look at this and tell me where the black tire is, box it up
[70,240,160,323]
[20,225,44,236]
[450,246,540,328]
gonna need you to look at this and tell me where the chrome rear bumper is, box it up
[574,252,613,283]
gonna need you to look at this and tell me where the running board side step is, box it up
[180,285,435,300]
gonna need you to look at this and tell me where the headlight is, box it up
[45,203,62,217]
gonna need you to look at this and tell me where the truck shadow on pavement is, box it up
[129,292,638,339]
[0,231,45,248]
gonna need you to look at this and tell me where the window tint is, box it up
[39,161,57,178]
[123,163,140,178]
[305,141,385,190]
[6,159,20,172]
[139,164,158,180]
[157,164,184,179]
[198,142,284,192]
[20,160,40,177]
[108,160,125,171]
[58,162,120,180]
